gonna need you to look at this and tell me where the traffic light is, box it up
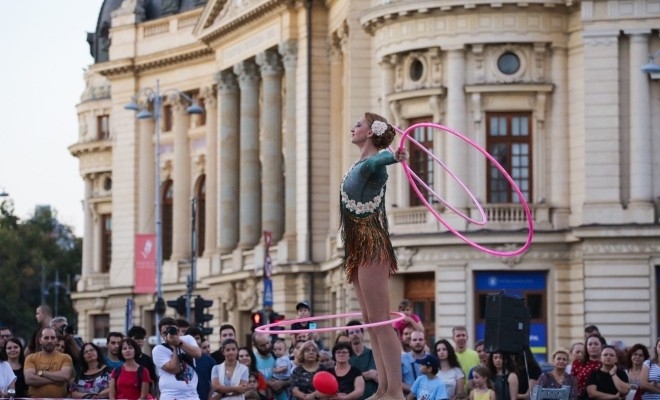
[194,296,214,332]
[166,296,186,316]
[251,310,265,332]
[269,312,285,333]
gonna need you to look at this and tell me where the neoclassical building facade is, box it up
[70,0,660,357]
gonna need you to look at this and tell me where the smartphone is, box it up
[309,322,317,330]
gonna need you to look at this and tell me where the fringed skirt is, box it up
[340,208,398,283]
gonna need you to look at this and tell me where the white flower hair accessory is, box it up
[371,120,388,137]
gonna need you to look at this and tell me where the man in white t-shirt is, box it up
[152,317,202,400]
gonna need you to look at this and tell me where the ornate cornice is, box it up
[134,44,214,73]
[93,44,214,77]
[68,140,113,158]
[358,0,576,34]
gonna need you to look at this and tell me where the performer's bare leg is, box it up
[354,279,387,399]
[355,263,403,400]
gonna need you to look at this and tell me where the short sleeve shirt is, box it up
[25,351,73,398]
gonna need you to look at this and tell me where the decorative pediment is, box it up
[194,0,293,44]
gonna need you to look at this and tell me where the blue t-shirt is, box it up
[410,375,448,400]
[254,352,288,400]
[402,352,426,387]
[104,356,123,372]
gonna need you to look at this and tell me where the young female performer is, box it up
[340,112,406,400]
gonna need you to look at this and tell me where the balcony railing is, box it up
[80,273,110,291]
[388,203,551,234]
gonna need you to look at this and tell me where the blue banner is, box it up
[263,231,273,307]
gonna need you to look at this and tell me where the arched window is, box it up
[162,179,173,260]
[195,175,206,257]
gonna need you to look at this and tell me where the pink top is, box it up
[393,313,421,337]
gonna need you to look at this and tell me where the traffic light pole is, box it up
[186,197,198,322]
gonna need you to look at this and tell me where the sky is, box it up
[0,1,104,235]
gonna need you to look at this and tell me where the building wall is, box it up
[71,0,660,352]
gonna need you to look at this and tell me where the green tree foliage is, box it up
[0,199,81,340]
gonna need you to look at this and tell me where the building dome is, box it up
[87,0,206,63]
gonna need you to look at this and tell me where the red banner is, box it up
[134,234,156,294]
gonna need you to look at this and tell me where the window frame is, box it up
[407,117,435,207]
[485,112,533,204]
[100,214,112,273]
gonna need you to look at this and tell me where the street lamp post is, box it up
[125,80,203,337]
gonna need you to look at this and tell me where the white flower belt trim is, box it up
[341,187,384,214]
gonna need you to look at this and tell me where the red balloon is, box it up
[313,371,339,395]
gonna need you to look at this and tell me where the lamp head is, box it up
[641,61,660,74]
[137,109,153,119]
[124,101,140,111]
[187,102,204,115]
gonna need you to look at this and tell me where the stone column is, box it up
[137,113,155,233]
[380,55,395,121]
[217,71,240,254]
[170,94,192,260]
[582,31,621,224]
[92,204,101,274]
[234,60,261,249]
[278,40,298,259]
[627,30,654,221]
[82,175,94,276]
[327,39,343,234]
[549,45,570,228]
[200,86,218,257]
[256,49,284,242]
[445,48,468,218]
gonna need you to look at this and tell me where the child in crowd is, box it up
[406,354,447,400]
[271,339,293,397]
[470,366,495,400]
[394,299,425,339]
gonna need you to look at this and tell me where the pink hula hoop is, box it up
[254,312,406,334]
[397,122,534,257]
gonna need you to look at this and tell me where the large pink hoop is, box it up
[397,122,534,257]
[254,312,405,335]
[393,128,487,225]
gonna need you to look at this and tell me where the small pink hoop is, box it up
[254,312,406,334]
[397,122,534,257]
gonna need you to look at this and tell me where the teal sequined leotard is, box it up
[340,151,399,282]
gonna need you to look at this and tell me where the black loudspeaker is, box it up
[484,292,530,353]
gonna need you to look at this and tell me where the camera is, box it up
[60,324,75,335]
[166,326,179,335]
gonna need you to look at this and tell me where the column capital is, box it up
[165,92,189,114]
[233,60,261,88]
[216,70,239,94]
[199,85,217,108]
[278,39,298,70]
[623,28,652,37]
[256,49,282,78]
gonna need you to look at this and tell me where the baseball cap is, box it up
[414,354,440,369]
[296,301,310,311]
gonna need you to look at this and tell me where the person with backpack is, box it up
[109,338,151,400]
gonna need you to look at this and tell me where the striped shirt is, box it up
[642,360,660,400]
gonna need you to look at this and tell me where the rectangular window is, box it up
[162,104,173,132]
[100,214,112,273]
[197,97,206,126]
[486,113,532,203]
[97,115,110,140]
[92,314,110,339]
[407,117,434,207]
